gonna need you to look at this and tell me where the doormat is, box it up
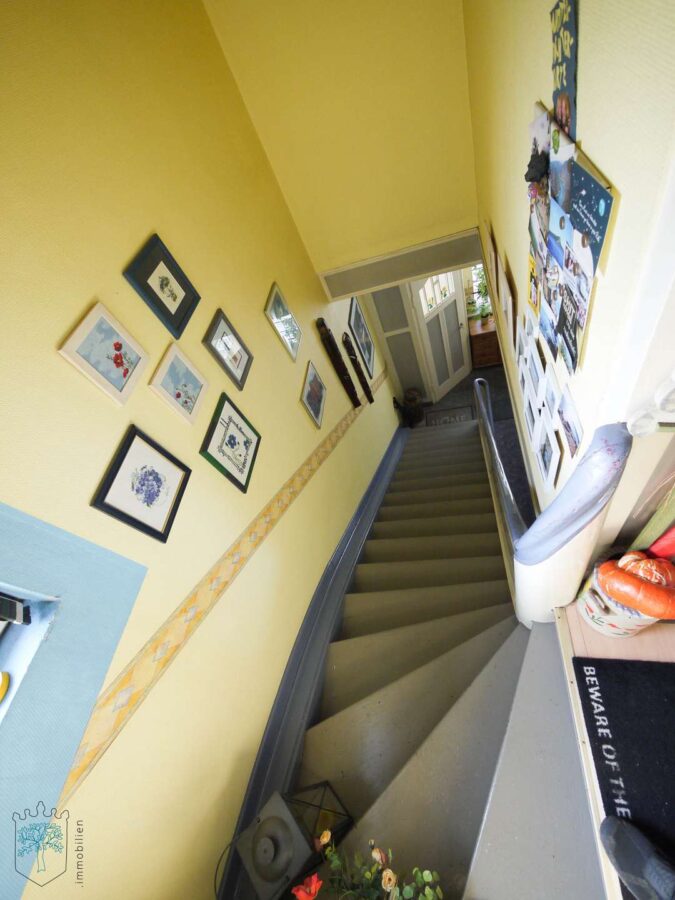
[425,405,474,427]
[573,657,675,896]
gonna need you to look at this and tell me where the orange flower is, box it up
[291,872,322,900]
[381,869,397,891]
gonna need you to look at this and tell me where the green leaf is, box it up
[402,887,414,899]
[423,870,433,883]
[425,887,435,900]
[436,888,444,899]
[415,871,424,887]
[432,872,440,883]
[364,870,372,880]
[391,888,400,900]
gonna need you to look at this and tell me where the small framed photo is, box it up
[203,309,254,390]
[348,297,375,378]
[301,361,327,428]
[525,306,539,340]
[556,385,584,457]
[534,408,562,489]
[523,375,539,443]
[60,302,149,405]
[92,426,191,542]
[516,318,527,365]
[200,394,261,493]
[527,336,546,406]
[543,365,562,419]
[264,283,302,361]
[123,234,200,338]
[150,345,208,424]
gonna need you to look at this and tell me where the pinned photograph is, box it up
[150,345,208,423]
[123,234,200,338]
[203,309,253,390]
[60,302,148,404]
[546,196,573,268]
[265,283,302,361]
[301,361,327,428]
[539,298,559,361]
[200,394,261,493]
[557,385,584,457]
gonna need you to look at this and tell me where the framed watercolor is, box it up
[92,426,191,542]
[556,385,584,458]
[527,335,546,406]
[123,234,200,338]
[150,344,208,424]
[60,302,149,405]
[264,282,302,361]
[200,393,261,493]
[202,309,254,390]
[543,365,562,420]
[534,408,562,489]
[348,296,375,378]
[301,361,327,428]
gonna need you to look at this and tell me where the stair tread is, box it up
[353,555,506,591]
[388,471,489,492]
[377,497,494,520]
[463,624,605,900]
[341,580,511,638]
[342,625,529,900]
[361,532,502,563]
[300,617,516,819]
[371,513,497,539]
[391,462,489,481]
[322,604,514,717]
[382,483,492,505]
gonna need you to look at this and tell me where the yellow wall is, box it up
[463,0,675,513]
[1,3,396,898]
[203,0,478,273]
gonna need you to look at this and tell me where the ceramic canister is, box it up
[576,571,659,638]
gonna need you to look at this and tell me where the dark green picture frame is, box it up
[200,393,261,493]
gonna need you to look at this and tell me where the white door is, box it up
[406,270,471,402]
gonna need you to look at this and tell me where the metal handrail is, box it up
[473,378,633,566]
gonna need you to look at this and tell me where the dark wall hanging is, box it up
[123,233,200,338]
[342,332,374,404]
[315,319,360,409]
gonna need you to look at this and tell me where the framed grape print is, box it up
[301,361,327,428]
[60,302,149,405]
[150,344,208,424]
[264,282,302,360]
[123,233,200,338]
[92,426,191,542]
[202,309,253,390]
[348,297,375,378]
[200,393,261,493]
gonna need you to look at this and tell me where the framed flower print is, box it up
[348,297,375,378]
[202,309,253,390]
[60,302,149,404]
[301,361,327,428]
[123,234,200,338]
[150,344,208,424]
[264,282,302,360]
[200,394,261,493]
[92,426,191,542]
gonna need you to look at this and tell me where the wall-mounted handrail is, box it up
[473,377,633,625]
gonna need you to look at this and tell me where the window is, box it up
[418,271,456,318]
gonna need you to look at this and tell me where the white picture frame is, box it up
[60,302,148,405]
[556,385,584,458]
[543,365,562,419]
[516,317,528,365]
[525,305,539,341]
[526,336,546,407]
[534,407,562,489]
[264,282,302,361]
[150,345,208,424]
[523,373,540,444]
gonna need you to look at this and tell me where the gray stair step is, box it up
[353,554,505,592]
[322,604,514,717]
[387,471,489,493]
[361,532,502,563]
[391,459,488,482]
[300,617,516,819]
[343,625,530,900]
[371,512,497,539]
[377,497,494,520]
[399,444,481,465]
[382,483,491,506]
[406,421,479,442]
[341,580,512,638]
[463,624,605,900]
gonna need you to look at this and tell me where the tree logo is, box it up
[13,802,69,886]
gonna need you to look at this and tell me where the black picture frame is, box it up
[123,234,200,338]
[200,393,261,494]
[92,425,191,543]
[348,297,375,378]
[202,309,254,390]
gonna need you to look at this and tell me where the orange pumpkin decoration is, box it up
[597,551,675,619]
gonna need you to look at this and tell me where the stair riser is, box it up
[353,555,506,591]
[361,533,502,563]
[406,422,479,441]
[340,580,511,638]
[370,513,497,539]
[387,472,489,493]
[382,483,491,506]
[377,498,494,520]
[391,460,488,480]
[399,443,481,462]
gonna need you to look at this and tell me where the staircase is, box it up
[296,420,604,899]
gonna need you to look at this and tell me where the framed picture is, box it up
[123,234,200,338]
[525,306,539,340]
[92,426,191,542]
[516,318,528,365]
[301,361,327,428]
[60,302,148,405]
[150,345,208,424]
[348,297,375,378]
[523,374,539,443]
[534,408,562,489]
[527,336,546,406]
[264,283,302,361]
[543,365,562,419]
[200,393,261,493]
[202,309,254,390]
[556,385,584,457]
